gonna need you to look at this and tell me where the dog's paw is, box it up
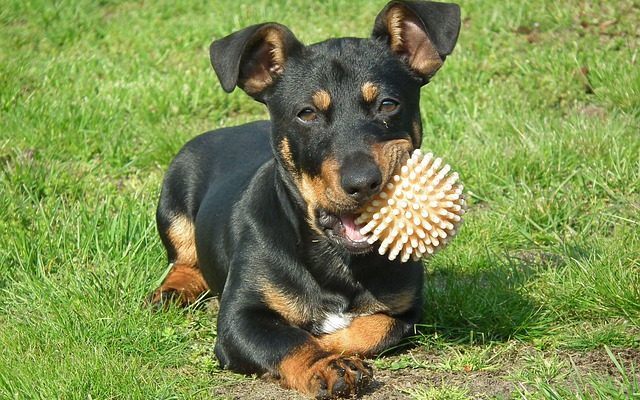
[145,289,180,310]
[304,355,373,399]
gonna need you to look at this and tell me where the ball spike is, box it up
[356,149,465,263]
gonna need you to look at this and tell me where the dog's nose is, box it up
[340,155,382,203]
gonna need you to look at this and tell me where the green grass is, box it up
[1,0,639,398]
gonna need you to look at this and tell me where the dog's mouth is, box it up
[317,210,373,253]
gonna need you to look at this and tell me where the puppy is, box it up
[150,1,460,397]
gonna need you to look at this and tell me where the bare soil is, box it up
[209,346,640,399]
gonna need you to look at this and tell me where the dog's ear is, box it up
[372,1,460,84]
[210,23,303,100]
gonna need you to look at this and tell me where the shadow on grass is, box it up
[414,249,563,344]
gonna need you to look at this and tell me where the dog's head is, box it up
[210,1,460,253]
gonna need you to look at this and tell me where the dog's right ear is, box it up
[210,23,303,101]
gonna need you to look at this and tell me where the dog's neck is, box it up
[272,161,360,286]
[273,161,304,243]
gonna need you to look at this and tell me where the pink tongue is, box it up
[340,214,367,242]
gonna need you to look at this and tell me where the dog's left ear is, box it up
[372,1,461,84]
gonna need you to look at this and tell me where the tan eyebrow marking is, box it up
[361,82,379,103]
[312,89,331,111]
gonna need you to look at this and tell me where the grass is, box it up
[1,0,639,398]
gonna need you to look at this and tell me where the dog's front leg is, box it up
[215,292,373,398]
[317,309,420,357]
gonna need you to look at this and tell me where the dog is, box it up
[149,1,460,397]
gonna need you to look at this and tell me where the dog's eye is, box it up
[297,108,317,122]
[378,99,399,113]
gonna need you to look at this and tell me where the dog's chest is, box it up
[314,312,354,334]
[310,292,389,335]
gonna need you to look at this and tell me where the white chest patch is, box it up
[317,313,353,334]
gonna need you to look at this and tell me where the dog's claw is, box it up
[309,355,374,398]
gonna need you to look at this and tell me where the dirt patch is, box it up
[210,365,514,400]
[209,346,516,399]
[360,368,514,399]
[207,345,640,399]
[211,377,307,400]
[563,347,640,377]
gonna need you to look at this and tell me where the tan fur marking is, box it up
[167,214,197,266]
[152,263,209,306]
[317,314,395,356]
[410,43,442,75]
[361,82,379,103]
[259,278,308,326]
[279,137,296,173]
[241,28,286,94]
[150,215,209,306]
[387,7,405,51]
[279,342,325,393]
[299,174,323,234]
[298,158,355,233]
[242,76,272,95]
[371,139,413,189]
[312,90,331,111]
[385,5,443,76]
[264,28,286,71]
[279,342,371,396]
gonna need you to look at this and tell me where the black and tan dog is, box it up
[149,1,460,397]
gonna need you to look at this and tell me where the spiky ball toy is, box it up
[355,149,466,262]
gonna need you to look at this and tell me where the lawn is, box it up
[1,0,639,399]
